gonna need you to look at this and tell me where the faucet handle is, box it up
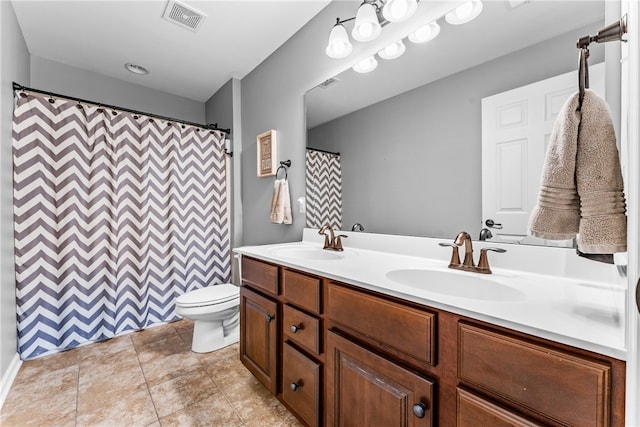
[334,234,348,251]
[477,247,507,274]
[439,242,461,267]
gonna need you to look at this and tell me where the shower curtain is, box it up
[305,149,343,230]
[12,91,231,360]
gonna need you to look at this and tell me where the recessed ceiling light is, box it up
[124,63,149,75]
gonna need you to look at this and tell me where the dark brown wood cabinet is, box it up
[326,330,434,427]
[240,255,626,427]
[239,285,278,394]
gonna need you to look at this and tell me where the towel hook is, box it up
[275,160,291,180]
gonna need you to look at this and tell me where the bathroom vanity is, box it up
[235,230,627,427]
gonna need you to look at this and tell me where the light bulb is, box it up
[382,0,417,22]
[326,23,353,59]
[378,40,406,60]
[352,56,378,73]
[445,0,483,25]
[352,2,382,42]
[408,21,440,44]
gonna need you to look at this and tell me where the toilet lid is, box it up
[176,284,239,307]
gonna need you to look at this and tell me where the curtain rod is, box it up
[12,82,231,135]
[306,147,340,156]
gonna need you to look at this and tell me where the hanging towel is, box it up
[270,179,292,224]
[529,89,627,257]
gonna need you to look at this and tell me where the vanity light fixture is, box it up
[382,0,418,23]
[378,40,406,60]
[445,0,483,25]
[408,21,440,44]
[352,56,378,73]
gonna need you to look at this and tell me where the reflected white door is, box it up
[481,63,605,244]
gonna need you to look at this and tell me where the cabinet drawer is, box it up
[457,388,542,427]
[282,342,320,427]
[283,304,321,355]
[282,269,321,314]
[327,283,436,367]
[458,323,611,427]
[242,256,278,296]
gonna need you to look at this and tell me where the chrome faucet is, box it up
[439,231,506,274]
[318,224,347,251]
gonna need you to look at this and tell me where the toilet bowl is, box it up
[175,284,240,353]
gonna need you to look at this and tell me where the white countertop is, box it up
[234,229,627,360]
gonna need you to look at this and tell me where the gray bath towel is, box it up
[529,89,627,255]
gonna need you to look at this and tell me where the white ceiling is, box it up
[11,0,332,102]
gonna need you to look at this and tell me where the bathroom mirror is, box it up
[305,0,618,244]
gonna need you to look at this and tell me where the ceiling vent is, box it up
[162,0,207,33]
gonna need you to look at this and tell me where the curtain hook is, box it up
[48,94,55,104]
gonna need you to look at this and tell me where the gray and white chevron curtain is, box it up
[305,149,343,230]
[12,91,230,360]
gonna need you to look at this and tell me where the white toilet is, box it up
[175,283,240,353]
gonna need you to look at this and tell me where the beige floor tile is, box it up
[223,380,294,425]
[3,326,300,427]
[76,382,158,427]
[131,322,182,349]
[80,334,134,364]
[159,392,244,427]
[1,365,78,427]
[149,367,220,418]
[77,363,147,413]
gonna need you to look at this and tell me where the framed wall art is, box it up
[257,130,277,177]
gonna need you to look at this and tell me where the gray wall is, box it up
[240,1,373,245]
[31,56,205,123]
[205,78,243,283]
[0,0,30,380]
[308,23,606,238]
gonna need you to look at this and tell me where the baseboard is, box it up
[0,353,22,411]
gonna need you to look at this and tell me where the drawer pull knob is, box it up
[290,324,302,333]
[290,381,301,391]
[265,314,274,323]
[412,402,427,418]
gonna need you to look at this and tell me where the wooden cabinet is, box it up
[326,330,434,427]
[457,388,542,427]
[240,258,324,427]
[239,285,278,394]
[327,282,436,369]
[239,255,626,427]
[282,342,321,427]
[458,323,614,427]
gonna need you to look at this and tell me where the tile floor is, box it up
[1,320,302,427]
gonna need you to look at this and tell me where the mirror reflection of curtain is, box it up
[305,149,343,230]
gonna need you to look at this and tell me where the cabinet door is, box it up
[326,331,434,427]
[240,286,278,394]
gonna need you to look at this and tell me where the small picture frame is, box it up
[257,130,277,177]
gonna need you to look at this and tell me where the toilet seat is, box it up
[176,284,239,308]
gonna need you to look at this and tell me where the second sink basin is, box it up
[385,268,526,302]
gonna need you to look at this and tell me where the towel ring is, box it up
[275,165,287,180]
[275,160,291,180]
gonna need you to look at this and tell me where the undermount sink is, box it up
[385,269,526,302]
[269,245,345,261]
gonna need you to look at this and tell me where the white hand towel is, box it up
[270,179,292,224]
